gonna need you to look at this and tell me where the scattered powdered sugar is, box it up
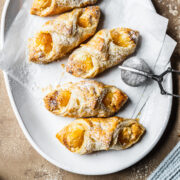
[157,0,179,16]
[131,159,156,179]
[167,4,178,16]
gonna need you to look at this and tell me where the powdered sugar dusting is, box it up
[167,4,178,16]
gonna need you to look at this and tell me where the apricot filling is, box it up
[65,124,85,150]
[83,56,93,72]
[78,12,92,28]
[118,123,142,146]
[103,90,127,112]
[110,29,131,47]
[131,124,142,140]
[36,33,53,54]
[57,91,71,107]
[73,55,93,73]
[103,92,113,107]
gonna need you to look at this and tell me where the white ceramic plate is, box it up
[1,0,173,175]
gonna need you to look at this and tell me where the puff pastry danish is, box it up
[28,6,100,64]
[31,0,98,17]
[44,80,128,118]
[66,28,139,78]
[56,117,145,154]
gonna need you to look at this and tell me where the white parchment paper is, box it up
[0,0,176,118]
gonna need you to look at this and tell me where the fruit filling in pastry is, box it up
[44,80,128,118]
[28,6,100,64]
[56,117,145,154]
[66,28,139,78]
[31,0,98,17]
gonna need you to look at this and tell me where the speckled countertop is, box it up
[0,0,180,179]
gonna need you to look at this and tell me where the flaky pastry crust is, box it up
[56,117,145,154]
[66,28,139,78]
[28,6,100,64]
[44,80,128,118]
[31,0,98,17]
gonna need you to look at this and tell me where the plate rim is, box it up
[1,0,173,175]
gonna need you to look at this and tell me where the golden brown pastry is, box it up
[66,28,139,78]
[56,117,145,154]
[31,0,98,17]
[28,6,100,64]
[44,80,128,118]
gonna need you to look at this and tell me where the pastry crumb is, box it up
[61,64,65,69]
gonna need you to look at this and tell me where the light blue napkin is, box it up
[148,141,180,180]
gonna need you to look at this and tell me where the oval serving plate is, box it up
[1,0,173,175]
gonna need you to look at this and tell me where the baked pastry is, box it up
[44,80,128,118]
[31,0,98,17]
[66,28,139,78]
[28,6,100,64]
[56,117,145,154]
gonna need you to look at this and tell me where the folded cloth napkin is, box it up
[148,141,180,180]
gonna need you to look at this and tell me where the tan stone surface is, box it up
[0,0,179,179]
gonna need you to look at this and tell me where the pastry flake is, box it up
[31,0,98,17]
[44,80,128,118]
[28,6,100,64]
[66,28,139,78]
[56,117,145,154]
